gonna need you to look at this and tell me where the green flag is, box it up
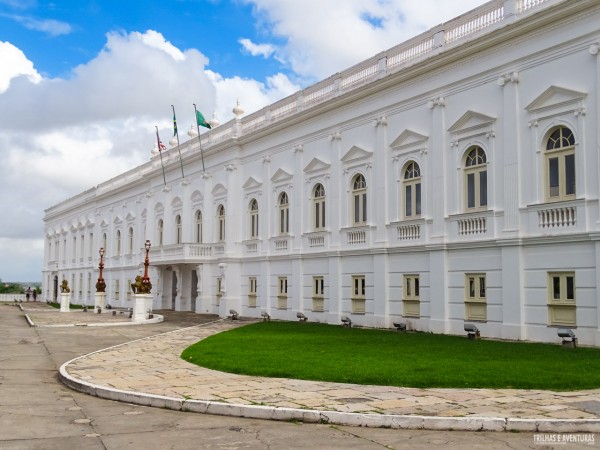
[196,110,211,129]
[172,112,178,136]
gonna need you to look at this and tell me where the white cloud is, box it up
[6,14,73,36]
[0,30,300,281]
[243,0,486,80]
[0,41,41,93]
[239,38,277,58]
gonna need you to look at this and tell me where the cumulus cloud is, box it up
[239,38,277,58]
[243,0,486,81]
[0,30,299,281]
[0,41,41,93]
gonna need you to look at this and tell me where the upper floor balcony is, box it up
[149,243,214,264]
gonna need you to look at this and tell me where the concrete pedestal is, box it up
[94,292,106,313]
[133,294,153,322]
[60,292,71,312]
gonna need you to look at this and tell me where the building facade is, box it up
[43,0,600,345]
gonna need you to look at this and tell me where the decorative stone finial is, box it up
[209,111,220,129]
[233,99,244,118]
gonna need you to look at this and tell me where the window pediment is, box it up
[154,202,164,214]
[243,176,262,190]
[125,212,136,222]
[171,197,183,209]
[341,145,372,164]
[113,215,123,225]
[271,168,293,183]
[525,86,587,113]
[390,130,428,151]
[304,157,331,174]
[190,190,204,204]
[448,110,496,135]
[212,183,227,197]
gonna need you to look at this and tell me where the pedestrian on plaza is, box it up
[32,289,37,301]
[25,287,31,302]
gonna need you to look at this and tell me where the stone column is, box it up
[132,293,153,321]
[60,292,71,312]
[94,292,106,312]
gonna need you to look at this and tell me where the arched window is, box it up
[175,214,182,244]
[545,126,575,201]
[313,183,326,230]
[217,205,225,242]
[157,219,164,246]
[403,162,421,219]
[115,230,121,255]
[127,227,134,254]
[278,192,289,235]
[464,146,487,210]
[195,210,202,243]
[351,174,367,225]
[249,199,259,239]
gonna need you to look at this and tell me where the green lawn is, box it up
[181,321,600,391]
[48,302,86,309]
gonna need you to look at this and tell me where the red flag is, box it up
[156,128,166,151]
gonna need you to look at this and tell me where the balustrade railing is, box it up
[347,229,367,245]
[538,206,576,228]
[458,217,487,235]
[397,224,421,240]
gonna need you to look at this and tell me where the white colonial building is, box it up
[43,0,600,345]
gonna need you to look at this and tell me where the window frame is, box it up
[278,192,290,235]
[544,126,576,202]
[465,273,487,321]
[217,204,226,242]
[175,214,182,244]
[351,174,367,226]
[403,274,421,318]
[194,210,203,243]
[248,277,257,307]
[248,198,259,239]
[547,271,576,327]
[464,146,488,211]
[313,184,326,231]
[351,275,366,314]
[403,162,422,219]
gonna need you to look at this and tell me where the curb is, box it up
[58,342,600,433]
[24,314,164,328]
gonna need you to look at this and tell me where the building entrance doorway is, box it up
[171,271,177,310]
[191,270,198,312]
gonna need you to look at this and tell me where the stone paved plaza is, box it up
[12,301,600,432]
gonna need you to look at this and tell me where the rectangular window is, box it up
[548,272,576,326]
[405,185,412,217]
[548,157,559,197]
[351,275,366,314]
[465,273,486,321]
[565,154,575,196]
[248,277,257,307]
[479,171,487,206]
[415,183,421,216]
[467,173,475,208]
[403,274,420,317]
[277,276,288,309]
[312,276,324,312]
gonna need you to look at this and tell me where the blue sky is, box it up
[0,0,486,282]
[0,0,285,82]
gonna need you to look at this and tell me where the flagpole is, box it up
[193,103,206,173]
[155,126,167,186]
[171,105,185,179]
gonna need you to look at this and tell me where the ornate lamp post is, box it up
[96,247,106,292]
[140,240,152,294]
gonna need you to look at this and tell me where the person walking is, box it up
[32,289,37,302]
[25,287,31,302]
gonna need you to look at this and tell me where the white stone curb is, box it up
[58,358,600,432]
